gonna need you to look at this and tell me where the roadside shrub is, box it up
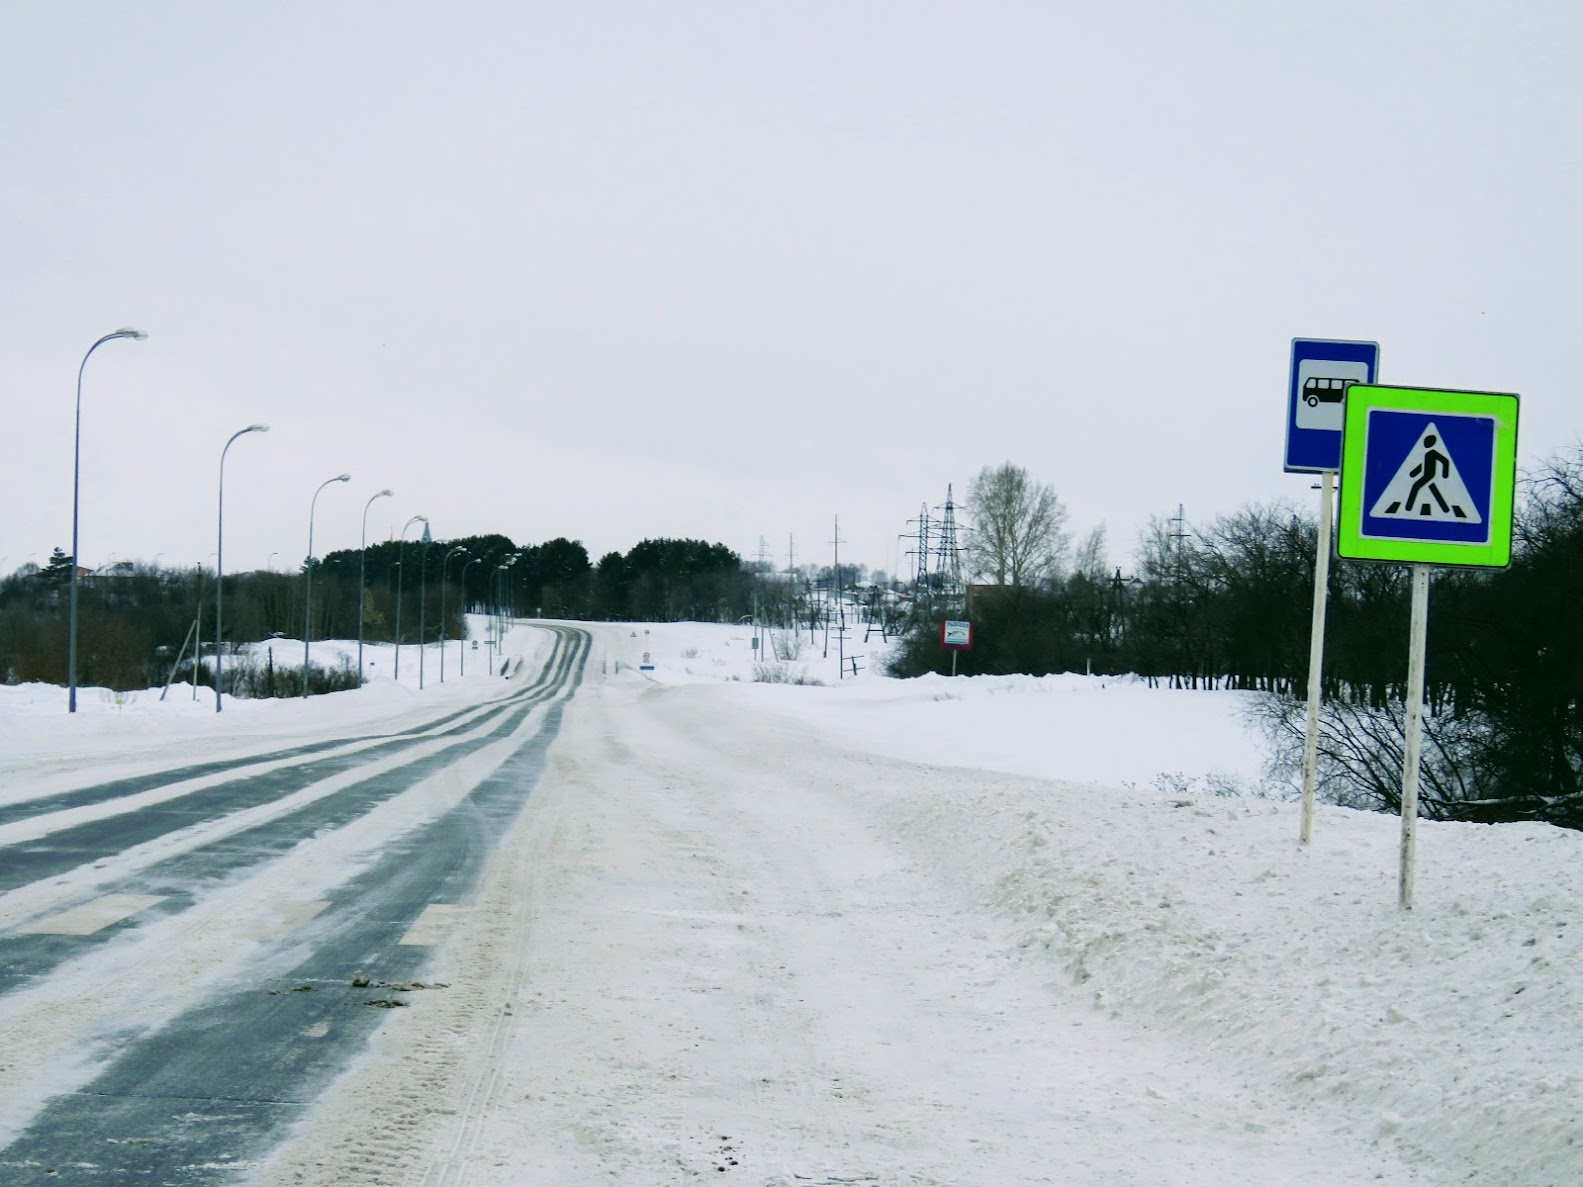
[222,654,362,699]
[1249,693,1486,819]
[771,630,804,661]
[752,662,823,686]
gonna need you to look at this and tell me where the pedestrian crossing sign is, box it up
[1337,385,1519,568]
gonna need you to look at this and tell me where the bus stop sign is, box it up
[1285,338,1380,473]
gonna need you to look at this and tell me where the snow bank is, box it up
[587,622,1583,1182]
[600,620,1277,794]
[881,771,1583,1183]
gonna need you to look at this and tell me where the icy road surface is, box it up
[4,621,1579,1185]
[257,630,1463,1187]
[0,627,589,1181]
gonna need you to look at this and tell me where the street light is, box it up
[439,546,467,683]
[215,423,269,712]
[302,473,352,697]
[493,553,520,670]
[357,488,393,682]
[417,522,433,690]
[493,561,510,673]
[393,514,427,681]
[458,555,481,677]
[68,327,147,712]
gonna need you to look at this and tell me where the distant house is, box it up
[85,560,136,584]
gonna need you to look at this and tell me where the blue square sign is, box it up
[1284,338,1380,473]
[1357,409,1495,546]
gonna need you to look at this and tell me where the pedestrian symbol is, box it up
[1368,423,1482,524]
[1336,385,1519,569]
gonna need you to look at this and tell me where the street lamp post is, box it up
[302,473,352,697]
[439,546,467,683]
[418,524,433,690]
[215,424,269,712]
[493,554,520,673]
[392,514,427,681]
[494,562,509,671]
[458,556,481,677]
[68,327,147,712]
[357,489,393,683]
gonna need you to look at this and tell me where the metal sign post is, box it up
[1286,338,1379,846]
[1398,564,1431,908]
[1299,469,1334,844]
[1337,383,1519,908]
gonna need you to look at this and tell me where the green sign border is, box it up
[1336,384,1520,568]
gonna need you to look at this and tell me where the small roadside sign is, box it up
[1337,385,1519,568]
[941,620,973,650]
[1285,338,1381,473]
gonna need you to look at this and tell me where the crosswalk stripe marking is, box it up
[18,894,166,936]
[398,904,465,946]
[244,900,331,941]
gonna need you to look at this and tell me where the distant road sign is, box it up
[1337,385,1519,567]
[941,620,973,650]
[1285,338,1380,472]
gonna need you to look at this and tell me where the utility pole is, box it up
[787,534,797,631]
[1170,503,1189,578]
[833,515,843,677]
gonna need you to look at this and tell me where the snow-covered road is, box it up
[0,626,588,1179]
[258,625,1583,1186]
[4,621,1580,1185]
[429,676,1434,1185]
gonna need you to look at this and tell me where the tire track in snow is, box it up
[0,628,589,1181]
[0,632,579,943]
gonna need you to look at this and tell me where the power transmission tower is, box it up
[933,483,963,609]
[832,515,861,679]
[901,503,933,623]
[1170,503,1190,583]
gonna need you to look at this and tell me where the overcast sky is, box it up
[3,2,1579,580]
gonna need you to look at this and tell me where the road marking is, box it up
[243,900,330,942]
[18,893,166,935]
[399,904,466,946]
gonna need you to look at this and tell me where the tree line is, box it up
[886,456,1583,829]
[0,536,759,693]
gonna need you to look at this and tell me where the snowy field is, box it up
[2,619,1580,1184]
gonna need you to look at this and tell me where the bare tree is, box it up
[964,462,1070,586]
[1070,524,1109,584]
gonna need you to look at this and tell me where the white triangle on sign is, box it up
[1368,421,1482,524]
